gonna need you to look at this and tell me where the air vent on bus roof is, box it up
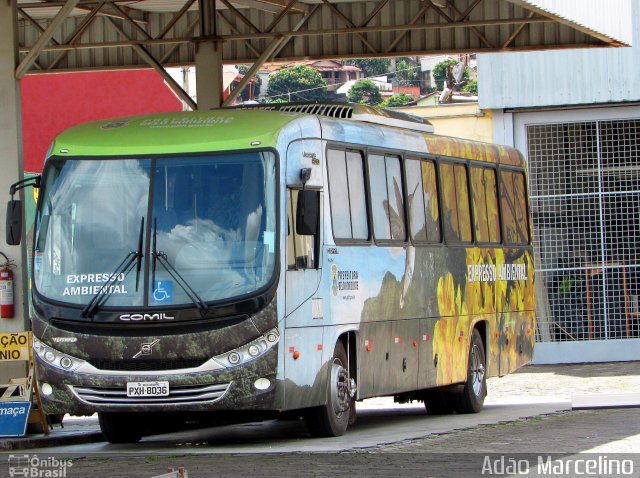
[234,102,434,133]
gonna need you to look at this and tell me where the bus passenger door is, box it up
[285,188,323,324]
[283,188,325,408]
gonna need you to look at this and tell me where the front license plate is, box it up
[126,381,170,398]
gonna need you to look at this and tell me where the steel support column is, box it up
[0,0,29,383]
[196,0,223,109]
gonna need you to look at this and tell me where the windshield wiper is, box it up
[81,217,144,318]
[152,217,208,314]
[135,217,144,291]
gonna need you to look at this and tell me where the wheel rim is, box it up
[329,358,350,417]
[470,344,485,397]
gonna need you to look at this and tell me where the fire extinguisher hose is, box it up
[0,251,16,269]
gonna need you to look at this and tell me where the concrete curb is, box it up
[571,393,640,410]
[0,430,104,451]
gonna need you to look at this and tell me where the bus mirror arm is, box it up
[9,175,41,196]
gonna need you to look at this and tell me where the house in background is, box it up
[258,60,364,100]
[477,0,638,364]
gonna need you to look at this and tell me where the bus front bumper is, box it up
[33,342,280,416]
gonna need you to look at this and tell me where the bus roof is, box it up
[50,109,302,157]
[48,106,523,168]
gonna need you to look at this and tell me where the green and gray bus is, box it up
[6,104,535,443]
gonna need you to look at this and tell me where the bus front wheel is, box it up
[306,341,354,437]
[99,412,143,443]
[454,328,487,413]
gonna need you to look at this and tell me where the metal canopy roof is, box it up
[16,0,627,76]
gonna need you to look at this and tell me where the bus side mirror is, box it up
[296,190,319,236]
[6,200,23,245]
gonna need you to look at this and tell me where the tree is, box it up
[345,58,391,78]
[433,59,470,90]
[347,80,383,105]
[266,65,327,102]
[462,79,478,95]
[395,58,418,85]
[381,93,415,107]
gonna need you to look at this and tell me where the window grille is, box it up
[527,119,640,342]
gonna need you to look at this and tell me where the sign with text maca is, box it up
[0,332,32,361]
[0,401,31,437]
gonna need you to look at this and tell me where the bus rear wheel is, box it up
[98,412,143,443]
[453,328,487,413]
[306,341,354,437]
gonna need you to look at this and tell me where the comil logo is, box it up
[119,313,174,322]
[8,454,73,477]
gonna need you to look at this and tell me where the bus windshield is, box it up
[34,151,277,310]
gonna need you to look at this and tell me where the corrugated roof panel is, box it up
[514,0,633,45]
[478,0,639,109]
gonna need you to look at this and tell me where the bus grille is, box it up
[88,358,210,372]
[70,382,231,406]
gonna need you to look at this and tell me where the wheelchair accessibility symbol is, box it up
[153,280,173,303]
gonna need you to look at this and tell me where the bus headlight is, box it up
[33,337,86,373]
[214,327,280,368]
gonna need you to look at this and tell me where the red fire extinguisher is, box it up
[0,252,15,318]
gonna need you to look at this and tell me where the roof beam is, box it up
[47,2,106,70]
[157,0,197,39]
[110,3,153,40]
[229,0,305,15]
[427,0,495,49]
[268,4,320,60]
[16,0,81,78]
[223,36,283,106]
[385,4,431,54]
[320,0,379,54]
[265,0,299,33]
[20,16,559,55]
[218,12,262,58]
[106,17,197,110]
[502,11,536,48]
[219,0,261,34]
[159,17,200,63]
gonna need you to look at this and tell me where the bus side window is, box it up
[500,170,530,245]
[407,158,441,242]
[327,148,369,241]
[368,154,406,241]
[422,160,442,242]
[440,162,472,243]
[471,166,501,244]
[287,189,318,270]
[406,159,427,241]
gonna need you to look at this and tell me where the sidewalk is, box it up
[1,361,639,451]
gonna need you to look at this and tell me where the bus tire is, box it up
[306,341,352,437]
[454,328,487,414]
[98,412,143,443]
